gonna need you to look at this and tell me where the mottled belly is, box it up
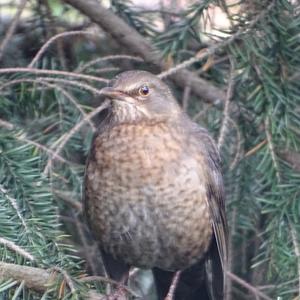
[85,124,213,270]
[86,162,213,271]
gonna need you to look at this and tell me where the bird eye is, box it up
[139,85,150,97]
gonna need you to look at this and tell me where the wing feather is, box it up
[188,120,228,298]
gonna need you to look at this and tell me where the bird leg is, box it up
[164,271,181,300]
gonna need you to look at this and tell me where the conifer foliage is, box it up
[0,0,299,299]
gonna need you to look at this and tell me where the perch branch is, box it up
[227,271,272,300]
[0,262,54,292]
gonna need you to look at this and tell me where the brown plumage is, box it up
[84,70,228,299]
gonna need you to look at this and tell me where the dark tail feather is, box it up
[205,237,225,300]
[101,250,130,282]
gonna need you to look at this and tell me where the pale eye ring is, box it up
[139,85,150,96]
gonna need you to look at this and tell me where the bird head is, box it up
[101,70,181,123]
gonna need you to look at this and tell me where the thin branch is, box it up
[192,104,213,122]
[0,118,14,130]
[28,30,101,68]
[0,77,105,96]
[0,79,95,129]
[0,68,108,84]
[244,140,267,158]
[0,0,27,61]
[228,117,243,170]
[182,84,191,112]
[165,271,181,300]
[43,99,110,175]
[0,185,29,233]
[87,67,120,74]
[265,117,282,183]
[218,57,235,149]
[0,237,35,261]
[35,77,105,95]
[40,81,96,130]
[226,271,272,300]
[0,118,78,167]
[76,55,143,73]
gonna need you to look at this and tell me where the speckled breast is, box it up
[85,121,213,271]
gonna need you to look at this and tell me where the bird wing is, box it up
[188,120,228,298]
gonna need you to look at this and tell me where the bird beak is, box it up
[100,87,126,100]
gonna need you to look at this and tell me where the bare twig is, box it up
[0,0,27,61]
[88,67,120,74]
[226,271,272,300]
[182,84,191,112]
[0,185,29,232]
[43,99,110,175]
[28,30,100,68]
[265,117,281,183]
[0,118,77,167]
[192,104,213,122]
[0,237,35,261]
[76,55,143,73]
[0,79,95,129]
[244,140,267,158]
[42,81,96,130]
[218,58,235,149]
[0,118,14,130]
[35,77,105,95]
[0,68,108,85]
[164,271,181,300]
[0,76,105,96]
[228,117,243,170]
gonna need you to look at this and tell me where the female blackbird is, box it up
[84,70,228,300]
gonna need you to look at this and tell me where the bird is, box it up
[84,70,228,300]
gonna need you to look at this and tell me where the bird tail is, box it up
[205,236,225,300]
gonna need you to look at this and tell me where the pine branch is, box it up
[0,262,141,298]
[227,272,272,300]
[0,262,53,293]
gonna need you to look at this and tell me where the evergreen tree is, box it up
[0,0,299,299]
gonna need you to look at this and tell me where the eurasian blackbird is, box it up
[84,70,228,300]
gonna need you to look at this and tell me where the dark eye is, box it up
[139,85,150,96]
